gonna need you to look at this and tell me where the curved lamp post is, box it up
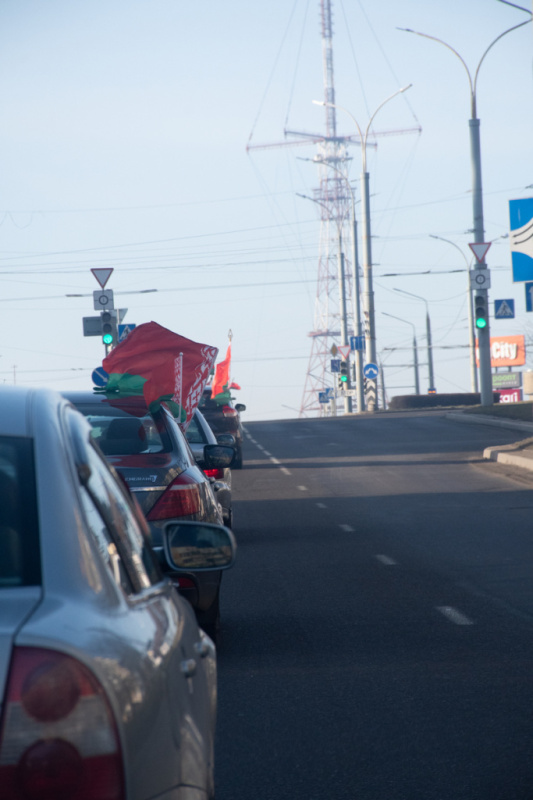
[313,85,412,411]
[394,288,434,393]
[399,16,531,405]
[382,312,420,394]
[429,234,478,393]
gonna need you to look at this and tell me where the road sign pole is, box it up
[469,117,492,406]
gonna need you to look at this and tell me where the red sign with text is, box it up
[498,388,523,403]
[476,334,526,367]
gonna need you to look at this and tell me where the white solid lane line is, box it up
[436,606,474,626]
[375,554,397,566]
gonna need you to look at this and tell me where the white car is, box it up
[0,386,236,800]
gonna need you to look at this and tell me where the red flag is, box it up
[211,343,231,400]
[102,321,218,427]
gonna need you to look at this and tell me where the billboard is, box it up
[476,335,526,368]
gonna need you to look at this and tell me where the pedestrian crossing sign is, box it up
[494,299,515,319]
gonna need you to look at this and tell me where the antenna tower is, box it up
[247,0,421,417]
[298,0,353,417]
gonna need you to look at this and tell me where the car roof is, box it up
[0,386,67,437]
[62,390,148,407]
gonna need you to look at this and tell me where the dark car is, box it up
[199,389,246,468]
[186,409,234,529]
[62,390,234,639]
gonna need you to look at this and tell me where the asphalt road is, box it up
[215,411,533,800]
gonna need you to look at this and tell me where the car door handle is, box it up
[181,658,197,678]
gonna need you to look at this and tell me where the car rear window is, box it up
[185,415,206,444]
[74,405,172,456]
[0,437,41,587]
[199,394,221,412]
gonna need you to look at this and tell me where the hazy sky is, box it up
[0,0,531,419]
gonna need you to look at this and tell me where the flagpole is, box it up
[179,352,183,422]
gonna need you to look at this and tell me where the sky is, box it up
[0,0,532,420]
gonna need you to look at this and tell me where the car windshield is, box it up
[0,437,41,588]
[74,404,172,456]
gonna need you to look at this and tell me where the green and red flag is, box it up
[102,321,218,427]
[211,343,231,404]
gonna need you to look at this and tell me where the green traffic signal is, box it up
[474,294,488,330]
[101,310,117,346]
[339,360,349,383]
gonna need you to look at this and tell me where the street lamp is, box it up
[296,192,352,415]
[399,15,531,405]
[393,288,435,393]
[429,234,477,393]
[382,312,420,394]
[313,85,412,412]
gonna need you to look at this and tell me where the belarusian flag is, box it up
[211,343,231,404]
[102,321,218,427]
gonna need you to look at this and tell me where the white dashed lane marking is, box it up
[297,485,308,491]
[436,606,474,626]
[339,524,354,533]
[280,467,291,475]
[316,502,327,509]
[375,555,397,566]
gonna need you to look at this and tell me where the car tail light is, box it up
[222,406,237,418]
[146,472,202,521]
[203,468,224,480]
[0,647,124,800]
[176,576,195,589]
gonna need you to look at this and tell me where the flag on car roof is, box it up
[102,321,218,427]
[211,343,231,404]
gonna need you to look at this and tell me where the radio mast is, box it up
[247,0,420,416]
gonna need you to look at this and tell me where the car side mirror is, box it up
[235,404,246,413]
[162,521,236,571]
[216,433,236,447]
[203,444,235,469]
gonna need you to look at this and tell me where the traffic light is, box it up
[339,360,349,384]
[474,294,488,330]
[101,310,117,347]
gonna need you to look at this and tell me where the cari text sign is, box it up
[476,335,525,368]
[498,388,523,403]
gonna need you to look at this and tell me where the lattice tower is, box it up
[299,0,355,417]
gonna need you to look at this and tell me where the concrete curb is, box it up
[446,412,533,472]
[446,411,533,434]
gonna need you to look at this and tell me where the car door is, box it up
[71,415,214,798]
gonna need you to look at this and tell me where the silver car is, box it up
[0,386,235,800]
